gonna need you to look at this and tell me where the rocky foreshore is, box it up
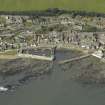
[60,55,105,85]
[0,58,53,92]
[0,49,105,93]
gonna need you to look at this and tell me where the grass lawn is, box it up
[0,49,18,59]
[0,49,17,55]
[0,0,105,13]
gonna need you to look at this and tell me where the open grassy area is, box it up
[0,0,105,13]
[0,49,18,59]
[0,49,17,55]
[0,50,18,59]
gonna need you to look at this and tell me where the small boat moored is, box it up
[92,50,103,59]
[0,86,8,92]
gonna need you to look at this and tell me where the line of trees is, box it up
[0,8,105,17]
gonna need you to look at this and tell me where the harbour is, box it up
[0,49,105,105]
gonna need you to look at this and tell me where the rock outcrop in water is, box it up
[60,56,105,85]
[0,58,53,92]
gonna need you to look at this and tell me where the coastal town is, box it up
[0,10,105,94]
[0,12,105,60]
[1,0,105,104]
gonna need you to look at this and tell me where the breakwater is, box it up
[58,54,91,64]
[18,53,54,61]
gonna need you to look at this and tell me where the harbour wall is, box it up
[18,53,54,61]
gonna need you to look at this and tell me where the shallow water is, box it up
[0,66,105,105]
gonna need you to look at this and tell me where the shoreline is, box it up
[0,45,89,60]
[0,48,105,92]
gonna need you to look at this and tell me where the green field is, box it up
[0,0,105,12]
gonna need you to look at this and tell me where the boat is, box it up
[92,50,103,59]
[0,86,8,92]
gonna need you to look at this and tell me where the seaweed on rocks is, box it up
[60,56,105,85]
[0,58,53,92]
